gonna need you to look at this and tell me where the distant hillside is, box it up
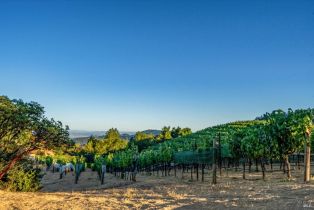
[69,130,106,138]
[141,129,161,136]
[71,129,161,145]
[72,137,91,145]
[72,132,135,145]
[70,130,136,137]
[120,133,132,140]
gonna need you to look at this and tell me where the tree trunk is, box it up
[285,156,291,179]
[0,148,34,180]
[280,158,286,173]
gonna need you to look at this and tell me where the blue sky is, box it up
[0,0,313,132]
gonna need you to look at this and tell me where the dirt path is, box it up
[1,168,314,209]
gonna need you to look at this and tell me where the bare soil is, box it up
[0,167,314,210]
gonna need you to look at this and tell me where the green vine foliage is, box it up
[104,109,314,177]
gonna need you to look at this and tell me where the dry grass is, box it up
[0,167,314,210]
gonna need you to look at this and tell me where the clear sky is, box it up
[0,0,313,132]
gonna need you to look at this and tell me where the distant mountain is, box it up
[142,129,161,136]
[69,130,136,138]
[70,130,136,145]
[69,130,106,138]
[120,133,132,140]
[72,137,90,145]
[70,129,161,145]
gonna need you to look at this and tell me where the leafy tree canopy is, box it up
[0,96,71,180]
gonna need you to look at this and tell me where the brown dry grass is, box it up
[0,167,314,210]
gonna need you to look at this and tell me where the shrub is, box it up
[1,160,41,192]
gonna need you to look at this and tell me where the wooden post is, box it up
[133,165,137,182]
[201,164,204,182]
[297,154,300,170]
[101,165,106,185]
[242,160,246,180]
[60,165,64,179]
[218,132,222,176]
[190,165,193,181]
[304,130,311,183]
[196,164,199,181]
[75,164,79,184]
[60,170,63,179]
[255,159,259,172]
[261,160,266,180]
[165,163,167,176]
[304,143,311,182]
[212,138,217,184]
[174,163,176,177]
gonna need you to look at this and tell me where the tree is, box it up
[264,109,313,179]
[241,124,270,180]
[180,128,192,137]
[105,128,120,140]
[292,109,313,182]
[158,126,172,140]
[0,96,71,180]
[230,128,248,179]
[84,136,98,153]
[102,137,128,154]
[132,132,156,152]
[82,130,128,155]
[171,127,192,138]
[171,127,182,138]
[134,132,154,141]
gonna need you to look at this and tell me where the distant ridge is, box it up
[69,130,106,138]
[141,129,161,136]
[69,130,136,138]
[70,129,161,145]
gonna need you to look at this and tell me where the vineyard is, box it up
[90,109,314,185]
[26,109,314,191]
[1,96,314,209]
